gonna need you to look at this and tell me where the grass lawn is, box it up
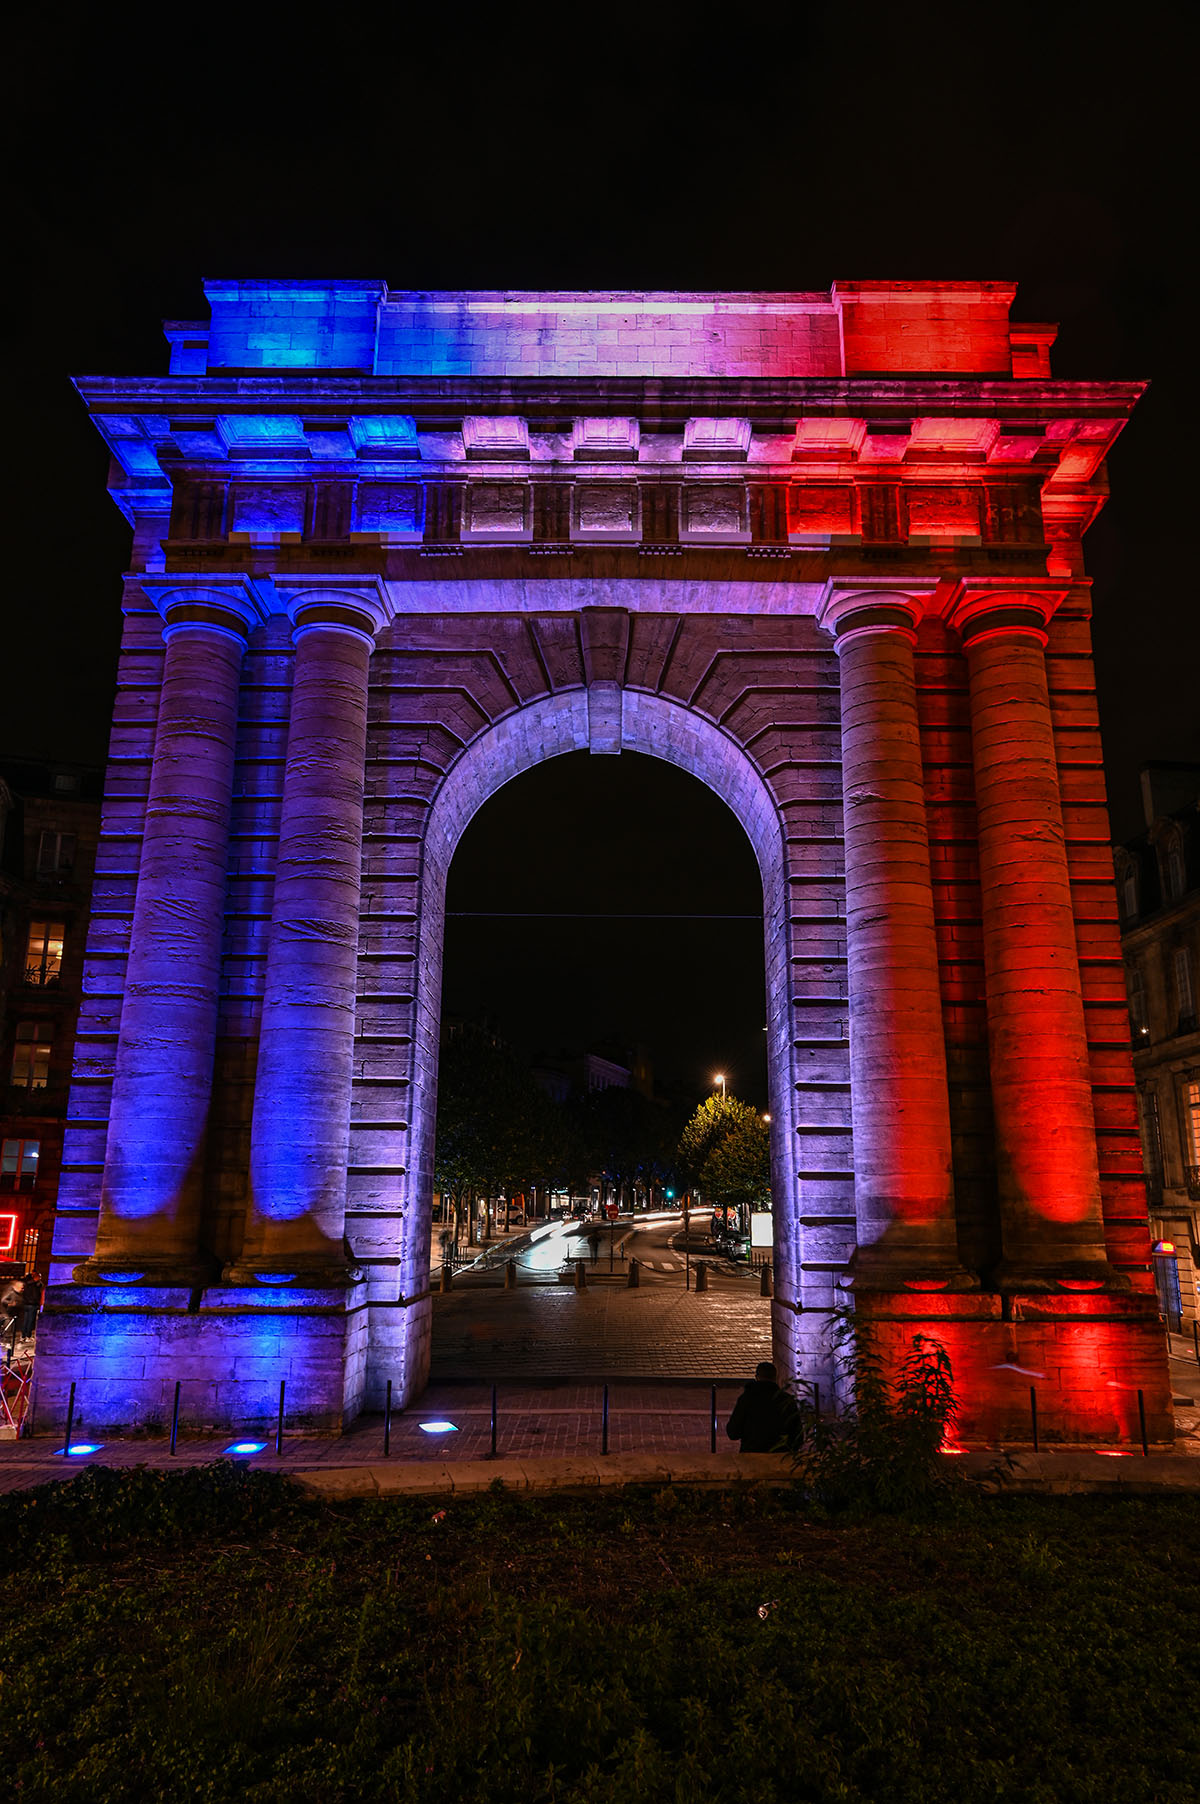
[0,1465,1196,1802]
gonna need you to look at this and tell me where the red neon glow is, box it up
[1154,1241,1176,1254]
[0,1215,16,1256]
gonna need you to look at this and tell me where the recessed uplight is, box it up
[225,1440,268,1456]
[419,1421,459,1435]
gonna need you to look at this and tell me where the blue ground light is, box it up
[224,1441,268,1457]
[54,1444,104,1457]
[418,1421,459,1435]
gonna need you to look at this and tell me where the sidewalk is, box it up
[1,1351,1197,1495]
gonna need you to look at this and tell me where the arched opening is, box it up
[373,689,804,1405]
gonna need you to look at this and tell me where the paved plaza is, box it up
[430,1277,773,1380]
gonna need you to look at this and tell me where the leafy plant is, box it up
[789,1307,962,1513]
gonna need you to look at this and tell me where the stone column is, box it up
[231,584,389,1281]
[80,580,264,1282]
[954,590,1111,1284]
[819,588,968,1285]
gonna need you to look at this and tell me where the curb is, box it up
[292,1449,1200,1502]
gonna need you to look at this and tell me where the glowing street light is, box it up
[762,1113,771,1124]
[714,1073,726,1099]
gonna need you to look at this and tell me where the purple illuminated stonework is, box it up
[34,282,1172,1444]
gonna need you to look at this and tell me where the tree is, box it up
[677,1093,770,1224]
[434,1026,551,1241]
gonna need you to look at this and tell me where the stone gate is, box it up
[36,282,1173,1444]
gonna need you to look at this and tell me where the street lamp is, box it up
[762,1113,771,1124]
[714,1073,726,1099]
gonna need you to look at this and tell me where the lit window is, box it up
[0,1139,40,1190]
[36,831,76,875]
[1185,1081,1200,1168]
[9,1024,52,1090]
[24,921,65,988]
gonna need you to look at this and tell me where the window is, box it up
[52,773,79,793]
[1116,851,1139,922]
[9,1023,51,1090]
[1138,1090,1163,1186]
[1174,948,1197,1032]
[0,1139,39,1190]
[36,830,76,875]
[1186,1081,1200,1167]
[1165,839,1186,903]
[23,920,65,988]
[1128,963,1149,1040]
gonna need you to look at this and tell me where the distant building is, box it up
[1116,764,1200,1328]
[0,760,103,1278]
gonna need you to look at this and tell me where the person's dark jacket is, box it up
[725,1379,800,1452]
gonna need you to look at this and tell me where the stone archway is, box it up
[368,684,806,1407]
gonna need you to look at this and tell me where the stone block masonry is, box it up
[35,280,1169,1442]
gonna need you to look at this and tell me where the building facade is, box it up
[0,760,103,1279]
[36,281,1171,1443]
[1116,765,1200,1329]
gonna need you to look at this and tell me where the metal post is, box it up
[1137,1388,1149,1457]
[384,1379,393,1457]
[62,1380,76,1457]
[170,1380,181,1456]
[1030,1384,1039,1452]
[276,1379,286,1456]
[491,1382,497,1457]
[1193,1319,1199,1368]
[686,1244,690,1290]
[710,1383,717,1452]
[602,1383,609,1455]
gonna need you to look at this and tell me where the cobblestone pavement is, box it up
[429,1279,773,1378]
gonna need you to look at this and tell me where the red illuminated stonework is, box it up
[33,282,1171,1443]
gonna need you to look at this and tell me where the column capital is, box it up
[816,581,938,647]
[139,574,273,641]
[272,577,393,648]
[947,583,1069,648]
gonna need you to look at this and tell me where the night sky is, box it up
[10,5,1196,1102]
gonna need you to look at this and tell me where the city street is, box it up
[431,1213,771,1378]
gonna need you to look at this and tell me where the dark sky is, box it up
[9,3,1196,1099]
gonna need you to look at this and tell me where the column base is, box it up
[990,1259,1131,1294]
[223,1257,364,1288]
[852,1288,1174,1446]
[845,1243,980,1293]
[72,1254,220,1289]
[32,1279,368,1435]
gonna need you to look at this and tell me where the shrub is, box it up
[789,1308,961,1513]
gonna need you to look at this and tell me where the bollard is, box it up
[384,1379,392,1457]
[627,1257,639,1288]
[574,1259,587,1290]
[602,1383,609,1455]
[491,1383,498,1457]
[1194,1319,1199,1368]
[710,1383,717,1453]
[760,1261,773,1299]
[504,1259,516,1290]
[440,1264,453,1292]
[1137,1388,1149,1457]
[695,1261,709,1293]
[276,1380,286,1457]
[62,1380,76,1457]
[169,1380,181,1456]
[1030,1385,1039,1452]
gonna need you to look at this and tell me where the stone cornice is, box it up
[73,373,1148,416]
